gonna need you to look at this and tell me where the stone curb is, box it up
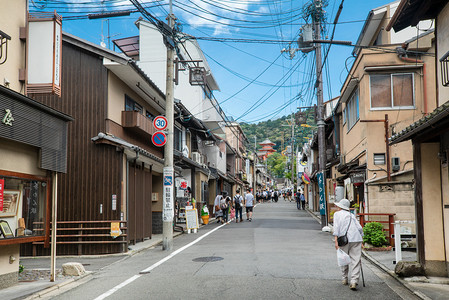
[361,250,431,300]
[24,221,214,299]
[24,271,93,300]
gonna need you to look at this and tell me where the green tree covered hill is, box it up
[240,110,316,154]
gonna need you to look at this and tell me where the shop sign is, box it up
[317,172,326,216]
[351,173,365,184]
[0,179,4,211]
[2,109,14,126]
[176,178,188,198]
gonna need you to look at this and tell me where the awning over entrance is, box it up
[92,132,165,172]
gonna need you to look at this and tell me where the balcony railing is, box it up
[122,111,156,136]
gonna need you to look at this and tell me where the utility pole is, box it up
[313,0,327,227]
[162,0,175,251]
[291,114,295,192]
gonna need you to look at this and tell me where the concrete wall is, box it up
[0,0,26,94]
[137,22,166,92]
[367,181,415,233]
[0,245,20,289]
[437,3,449,107]
[421,143,447,276]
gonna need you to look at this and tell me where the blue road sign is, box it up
[164,175,173,186]
[152,131,167,147]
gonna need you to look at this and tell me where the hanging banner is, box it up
[0,179,4,212]
[317,172,326,216]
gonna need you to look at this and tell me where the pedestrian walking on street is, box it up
[295,192,301,210]
[233,190,243,223]
[221,192,231,223]
[300,192,306,210]
[244,188,254,221]
[287,189,292,202]
[273,190,279,202]
[333,198,364,291]
[214,192,223,223]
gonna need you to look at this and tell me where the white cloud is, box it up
[177,0,263,36]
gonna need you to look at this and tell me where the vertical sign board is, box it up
[163,167,174,222]
[317,172,326,216]
[185,209,199,230]
[0,179,4,212]
[27,12,62,96]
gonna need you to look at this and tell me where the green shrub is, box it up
[19,264,24,273]
[363,222,387,247]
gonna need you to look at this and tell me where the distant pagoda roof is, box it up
[259,139,275,146]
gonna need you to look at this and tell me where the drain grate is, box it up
[192,256,224,262]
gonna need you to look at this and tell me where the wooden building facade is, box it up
[23,33,166,255]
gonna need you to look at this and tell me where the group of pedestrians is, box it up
[213,188,255,223]
[255,189,280,203]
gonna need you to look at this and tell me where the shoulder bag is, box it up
[337,214,352,247]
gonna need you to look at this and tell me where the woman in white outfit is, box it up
[333,198,364,290]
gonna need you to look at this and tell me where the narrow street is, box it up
[44,200,417,300]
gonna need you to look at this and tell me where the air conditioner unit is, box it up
[192,152,202,164]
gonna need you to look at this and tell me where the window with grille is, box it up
[374,153,386,165]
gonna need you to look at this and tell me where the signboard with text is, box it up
[153,116,168,131]
[317,172,326,216]
[185,209,199,230]
[163,167,174,222]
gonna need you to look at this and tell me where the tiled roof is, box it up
[389,101,449,144]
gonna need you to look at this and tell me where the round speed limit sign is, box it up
[153,116,168,131]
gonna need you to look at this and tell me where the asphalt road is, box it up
[45,200,418,300]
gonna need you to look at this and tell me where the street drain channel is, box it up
[192,256,223,262]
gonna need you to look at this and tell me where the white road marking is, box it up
[93,275,141,300]
[93,222,227,299]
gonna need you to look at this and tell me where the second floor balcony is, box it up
[122,111,156,136]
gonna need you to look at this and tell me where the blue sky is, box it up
[29,0,394,123]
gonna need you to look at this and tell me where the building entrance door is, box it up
[128,162,152,244]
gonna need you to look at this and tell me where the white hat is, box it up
[335,198,350,211]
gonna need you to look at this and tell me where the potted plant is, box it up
[201,205,209,225]
[363,222,391,251]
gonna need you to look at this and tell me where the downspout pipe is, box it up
[397,47,428,115]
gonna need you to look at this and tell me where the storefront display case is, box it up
[0,170,50,246]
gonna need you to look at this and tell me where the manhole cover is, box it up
[192,256,224,262]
